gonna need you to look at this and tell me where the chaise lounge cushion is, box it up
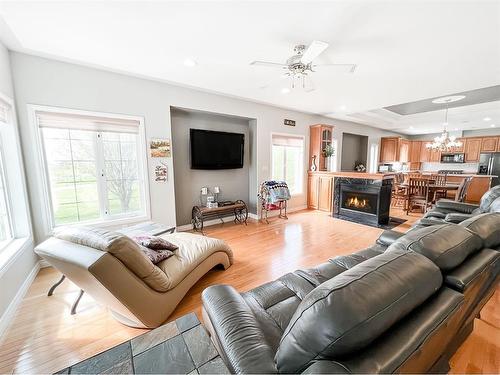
[275,248,442,373]
[155,232,233,290]
[386,224,483,270]
[55,226,171,292]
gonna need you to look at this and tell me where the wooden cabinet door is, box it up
[410,141,421,162]
[318,176,333,212]
[380,137,399,162]
[451,138,466,153]
[429,149,441,162]
[481,137,498,152]
[420,142,430,162]
[465,138,482,162]
[399,139,410,163]
[307,174,319,209]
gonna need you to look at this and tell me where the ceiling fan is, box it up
[250,41,357,92]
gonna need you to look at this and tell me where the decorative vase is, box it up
[325,156,331,172]
[310,155,317,171]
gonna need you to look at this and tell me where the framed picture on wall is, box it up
[150,138,171,157]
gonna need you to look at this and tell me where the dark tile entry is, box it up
[55,312,230,374]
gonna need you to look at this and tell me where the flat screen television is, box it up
[190,129,244,169]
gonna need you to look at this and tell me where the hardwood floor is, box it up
[0,208,498,374]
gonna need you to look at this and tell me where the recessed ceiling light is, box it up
[183,58,197,67]
[340,105,347,111]
[454,128,459,131]
[409,126,414,129]
[483,117,491,122]
[491,124,496,127]
[281,88,290,94]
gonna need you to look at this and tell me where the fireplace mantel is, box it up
[308,171,395,180]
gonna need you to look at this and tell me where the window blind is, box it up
[36,111,140,134]
[272,134,304,147]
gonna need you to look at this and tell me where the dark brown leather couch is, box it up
[201,213,500,373]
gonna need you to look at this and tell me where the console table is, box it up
[192,200,248,234]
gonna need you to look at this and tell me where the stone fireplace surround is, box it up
[333,176,392,226]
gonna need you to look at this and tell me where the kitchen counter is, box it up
[308,171,395,180]
[402,172,496,178]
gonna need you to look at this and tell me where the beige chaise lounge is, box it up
[34,227,233,328]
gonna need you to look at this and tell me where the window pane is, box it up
[103,132,143,216]
[271,136,304,195]
[42,128,100,225]
[0,154,12,243]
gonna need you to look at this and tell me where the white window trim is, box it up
[0,91,33,268]
[270,132,306,196]
[28,105,151,233]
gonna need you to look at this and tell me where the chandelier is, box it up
[426,99,462,152]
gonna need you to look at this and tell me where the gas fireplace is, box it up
[334,178,392,226]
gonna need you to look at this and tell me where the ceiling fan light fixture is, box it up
[301,40,329,64]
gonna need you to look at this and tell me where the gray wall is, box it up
[10,52,402,243]
[171,108,252,225]
[341,133,368,171]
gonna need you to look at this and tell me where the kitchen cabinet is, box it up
[399,139,410,163]
[420,142,431,162]
[410,141,421,162]
[451,138,466,153]
[309,124,334,171]
[429,149,441,163]
[481,137,498,152]
[307,172,333,212]
[379,137,400,162]
[465,138,482,162]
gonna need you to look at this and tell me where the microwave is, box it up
[440,153,465,163]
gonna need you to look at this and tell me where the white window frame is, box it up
[0,102,14,250]
[270,132,305,196]
[0,91,33,267]
[29,105,151,231]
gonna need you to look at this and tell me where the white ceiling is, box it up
[1,1,499,134]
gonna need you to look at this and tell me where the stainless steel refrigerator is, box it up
[478,153,500,187]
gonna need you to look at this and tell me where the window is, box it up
[271,134,304,195]
[36,109,148,227]
[0,99,13,248]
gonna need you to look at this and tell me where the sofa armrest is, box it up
[201,285,278,374]
[302,361,351,374]
[435,200,478,214]
[445,213,473,223]
[376,230,404,247]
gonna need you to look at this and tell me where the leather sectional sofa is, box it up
[416,185,500,227]
[201,213,500,374]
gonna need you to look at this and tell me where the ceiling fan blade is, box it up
[301,40,329,64]
[313,63,357,73]
[250,61,287,68]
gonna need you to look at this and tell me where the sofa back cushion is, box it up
[386,224,482,270]
[55,226,170,292]
[479,185,500,212]
[275,249,442,373]
[459,212,500,248]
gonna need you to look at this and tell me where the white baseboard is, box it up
[0,261,40,341]
[39,259,50,268]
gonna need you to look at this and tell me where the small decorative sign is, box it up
[154,162,168,182]
[150,138,171,158]
[284,119,296,127]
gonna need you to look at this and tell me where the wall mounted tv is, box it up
[190,129,245,169]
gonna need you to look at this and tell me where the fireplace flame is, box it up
[347,196,370,209]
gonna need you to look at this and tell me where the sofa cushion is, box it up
[386,224,483,270]
[459,212,500,248]
[478,185,500,212]
[55,226,171,292]
[275,249,442,373]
